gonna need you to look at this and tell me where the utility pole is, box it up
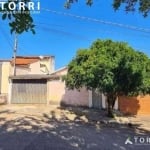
[13,33,18,76]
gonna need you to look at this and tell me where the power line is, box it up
[35,21,150,39]
[36,25,91,41]
[42,8,150,34]
[35,25,150,53]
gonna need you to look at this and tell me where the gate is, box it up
[92,89,102,109]
[11,79,47,104]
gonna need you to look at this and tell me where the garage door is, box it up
[11,79,47,104]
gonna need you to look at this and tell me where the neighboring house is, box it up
[0,60,10,95]
[118,95,150,115]
[0,60,11,104]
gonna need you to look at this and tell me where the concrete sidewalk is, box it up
[128,115,150,131]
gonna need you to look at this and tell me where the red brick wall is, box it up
[119,95,150,115]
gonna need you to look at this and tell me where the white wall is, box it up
[102,94,118,110]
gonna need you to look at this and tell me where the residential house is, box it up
[0,55,54,104]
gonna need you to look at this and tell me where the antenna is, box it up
[13,33,18,76]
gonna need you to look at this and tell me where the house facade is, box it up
[8,65,110,108]
[0,55,55,104]
[0,55,150,115]
[47,67,90,106]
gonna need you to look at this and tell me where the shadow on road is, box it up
[0,107,149,150]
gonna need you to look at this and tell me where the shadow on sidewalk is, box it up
[0,106,149,150]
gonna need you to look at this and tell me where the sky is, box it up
[0,0,150,69]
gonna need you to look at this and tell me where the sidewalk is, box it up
[0,105,149,131]
[128,115,150,131]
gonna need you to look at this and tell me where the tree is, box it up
[113,0,150,17]
[65,0,150,17]
[65,39,150,117]
[0,0,35,34]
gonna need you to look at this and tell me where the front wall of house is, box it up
[1,62,10,94]
[29,57,55,74]
[53,68,68,76]
[15,67,30,75]
[43,57,55,73]
[47,79,89,106]
[29,61,41,74]
[119,95,150,115]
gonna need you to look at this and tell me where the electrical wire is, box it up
[42,8,150,34]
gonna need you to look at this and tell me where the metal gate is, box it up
[92,89,102,109]
[11,79,47,104]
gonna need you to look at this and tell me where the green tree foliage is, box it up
[0,0,35,34]
[113,0,150,17]
[65,0,150,17]
[65,39,150,117]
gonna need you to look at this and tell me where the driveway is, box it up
[0,105,149,150]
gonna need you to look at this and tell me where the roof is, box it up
[9,74,60,80]
[11,55,54,66]
[50,66,68,75]
[13,55,54,59]
[0,59,10,62]
[11,58,39,66]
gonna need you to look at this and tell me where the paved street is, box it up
[0,105,149,150]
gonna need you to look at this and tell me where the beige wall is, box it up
[48,79,89,106]
[48,67,89,106]
[1,62,10,94]
[40,57,55,74]
[52,68,68,76]
[15,66,30,75]
[29,61,41,74]
[10,57,55,75]
[29,57,55,74]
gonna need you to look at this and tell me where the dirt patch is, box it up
[0,105,149,150]
[0,105,149,131]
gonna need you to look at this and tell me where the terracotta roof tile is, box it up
[11,58,39,66]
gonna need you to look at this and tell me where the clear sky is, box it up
[0,0,150,69]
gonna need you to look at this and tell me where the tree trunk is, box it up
[107,93,117,118]
[107,98,114,117]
